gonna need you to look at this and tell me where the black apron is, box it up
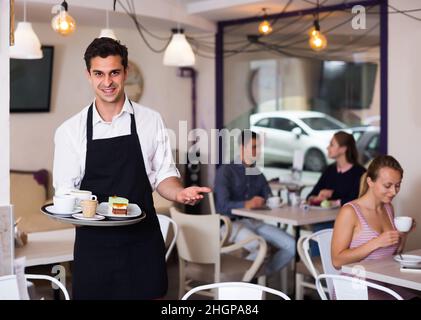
[72,103,167,300]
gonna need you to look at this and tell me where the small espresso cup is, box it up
[394,216,413,232]
[81,199,98,218]
[53,195,76,212]
[69,190,97,207]
[267,196,281,209]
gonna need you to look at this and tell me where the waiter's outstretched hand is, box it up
[176,186,212,206]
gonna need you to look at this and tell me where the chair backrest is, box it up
[316,274,403,300]
[182,282,291,300]
[0,274,70,300]
[303,229,338,298]
[10,169,70,233]
[170,207,220,265]
[157,214,178,261]
[0,205,14,276]
[297,234,318,278]
[0,275,20,300]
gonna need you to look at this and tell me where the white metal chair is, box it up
[157,214,178,261]
[182,281,291,300]
[299,229,339,299]
[0,274,70,300]
[316,274,403,300]
[170,207,267,299]
[296,234,325,299]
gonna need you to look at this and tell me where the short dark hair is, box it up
[238,130,259,146]
[84,37,128,71]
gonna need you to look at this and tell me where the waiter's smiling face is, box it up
[86,55,128,105]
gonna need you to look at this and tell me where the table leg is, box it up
[291,225,301,298]
[53,287,61,300]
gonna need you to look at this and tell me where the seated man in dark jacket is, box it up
[214,130,295,276]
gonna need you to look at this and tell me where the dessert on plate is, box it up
[108,196,129,215]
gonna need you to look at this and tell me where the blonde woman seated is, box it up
[331,155,417,299]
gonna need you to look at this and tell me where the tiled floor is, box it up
[25,250,319,300]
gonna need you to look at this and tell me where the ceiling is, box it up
[183,0,363,21]
[17,0,379,33]
[16,0,380,59]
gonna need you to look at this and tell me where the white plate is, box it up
[309,203,341,210]
[267,203,286,210]
[96,202,142,220]
[394,254,421,268]
[45,205,81,216]
[72,214,105,221]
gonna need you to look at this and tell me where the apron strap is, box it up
[87,101,136,140]
[87,104,94,143]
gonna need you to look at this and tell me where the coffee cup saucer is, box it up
[72,214,105,221]
[46,205,81,216]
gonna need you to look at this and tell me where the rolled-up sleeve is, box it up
[53,125,83,195]
[151,116,180,190]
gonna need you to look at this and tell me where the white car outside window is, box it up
[250,111,349,171]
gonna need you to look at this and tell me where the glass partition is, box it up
[219,4,381,191]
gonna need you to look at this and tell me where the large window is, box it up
[218,2,383,187]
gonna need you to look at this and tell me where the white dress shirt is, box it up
[53,97,180,195]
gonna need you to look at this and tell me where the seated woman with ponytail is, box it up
[307,131,366,255]
[332,155,417,299]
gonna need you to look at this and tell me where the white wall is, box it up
[389,0,421,249]
[10,23,216,178]
[0,0,10,205]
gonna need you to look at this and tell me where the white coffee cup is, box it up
[394,216,413,232]
[267,196,281,209]
[53,195,76,212]
[69,190,97,206]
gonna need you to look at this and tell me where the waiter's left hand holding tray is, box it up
[48,37,211,300]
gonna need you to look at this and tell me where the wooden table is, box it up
[342,249,421,292]
[15,228,75,267]
[232,206,338,228]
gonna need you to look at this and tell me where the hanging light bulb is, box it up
[258,8,272,36]
[163,29,195,67]
[309,20,327,51]
[51,1,76,36]
[99,10,117,40]
[258,20,273,35]
[10,0,43,59]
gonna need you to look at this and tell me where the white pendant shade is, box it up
[99,28,118,40]
[163,32,195,67]
[10,22,43,59]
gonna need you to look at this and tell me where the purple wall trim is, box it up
[216,22,224,163]
[380,0,388,154]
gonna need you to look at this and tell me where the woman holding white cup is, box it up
[331,155,417,299]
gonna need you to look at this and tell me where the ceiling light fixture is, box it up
[308,1,327,51]
[51,0,76,36]
[10,0,43,59]
[99,9,117,40]
[258,8,273,36]
[163,29,195,67]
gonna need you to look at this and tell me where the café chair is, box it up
[170,207,267,299]
[0,274,70,300]
[295,233,329,299]
[157,214,178,261]
[316,274,403,300]
[300,229,339,299]
[181,281,290,300]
